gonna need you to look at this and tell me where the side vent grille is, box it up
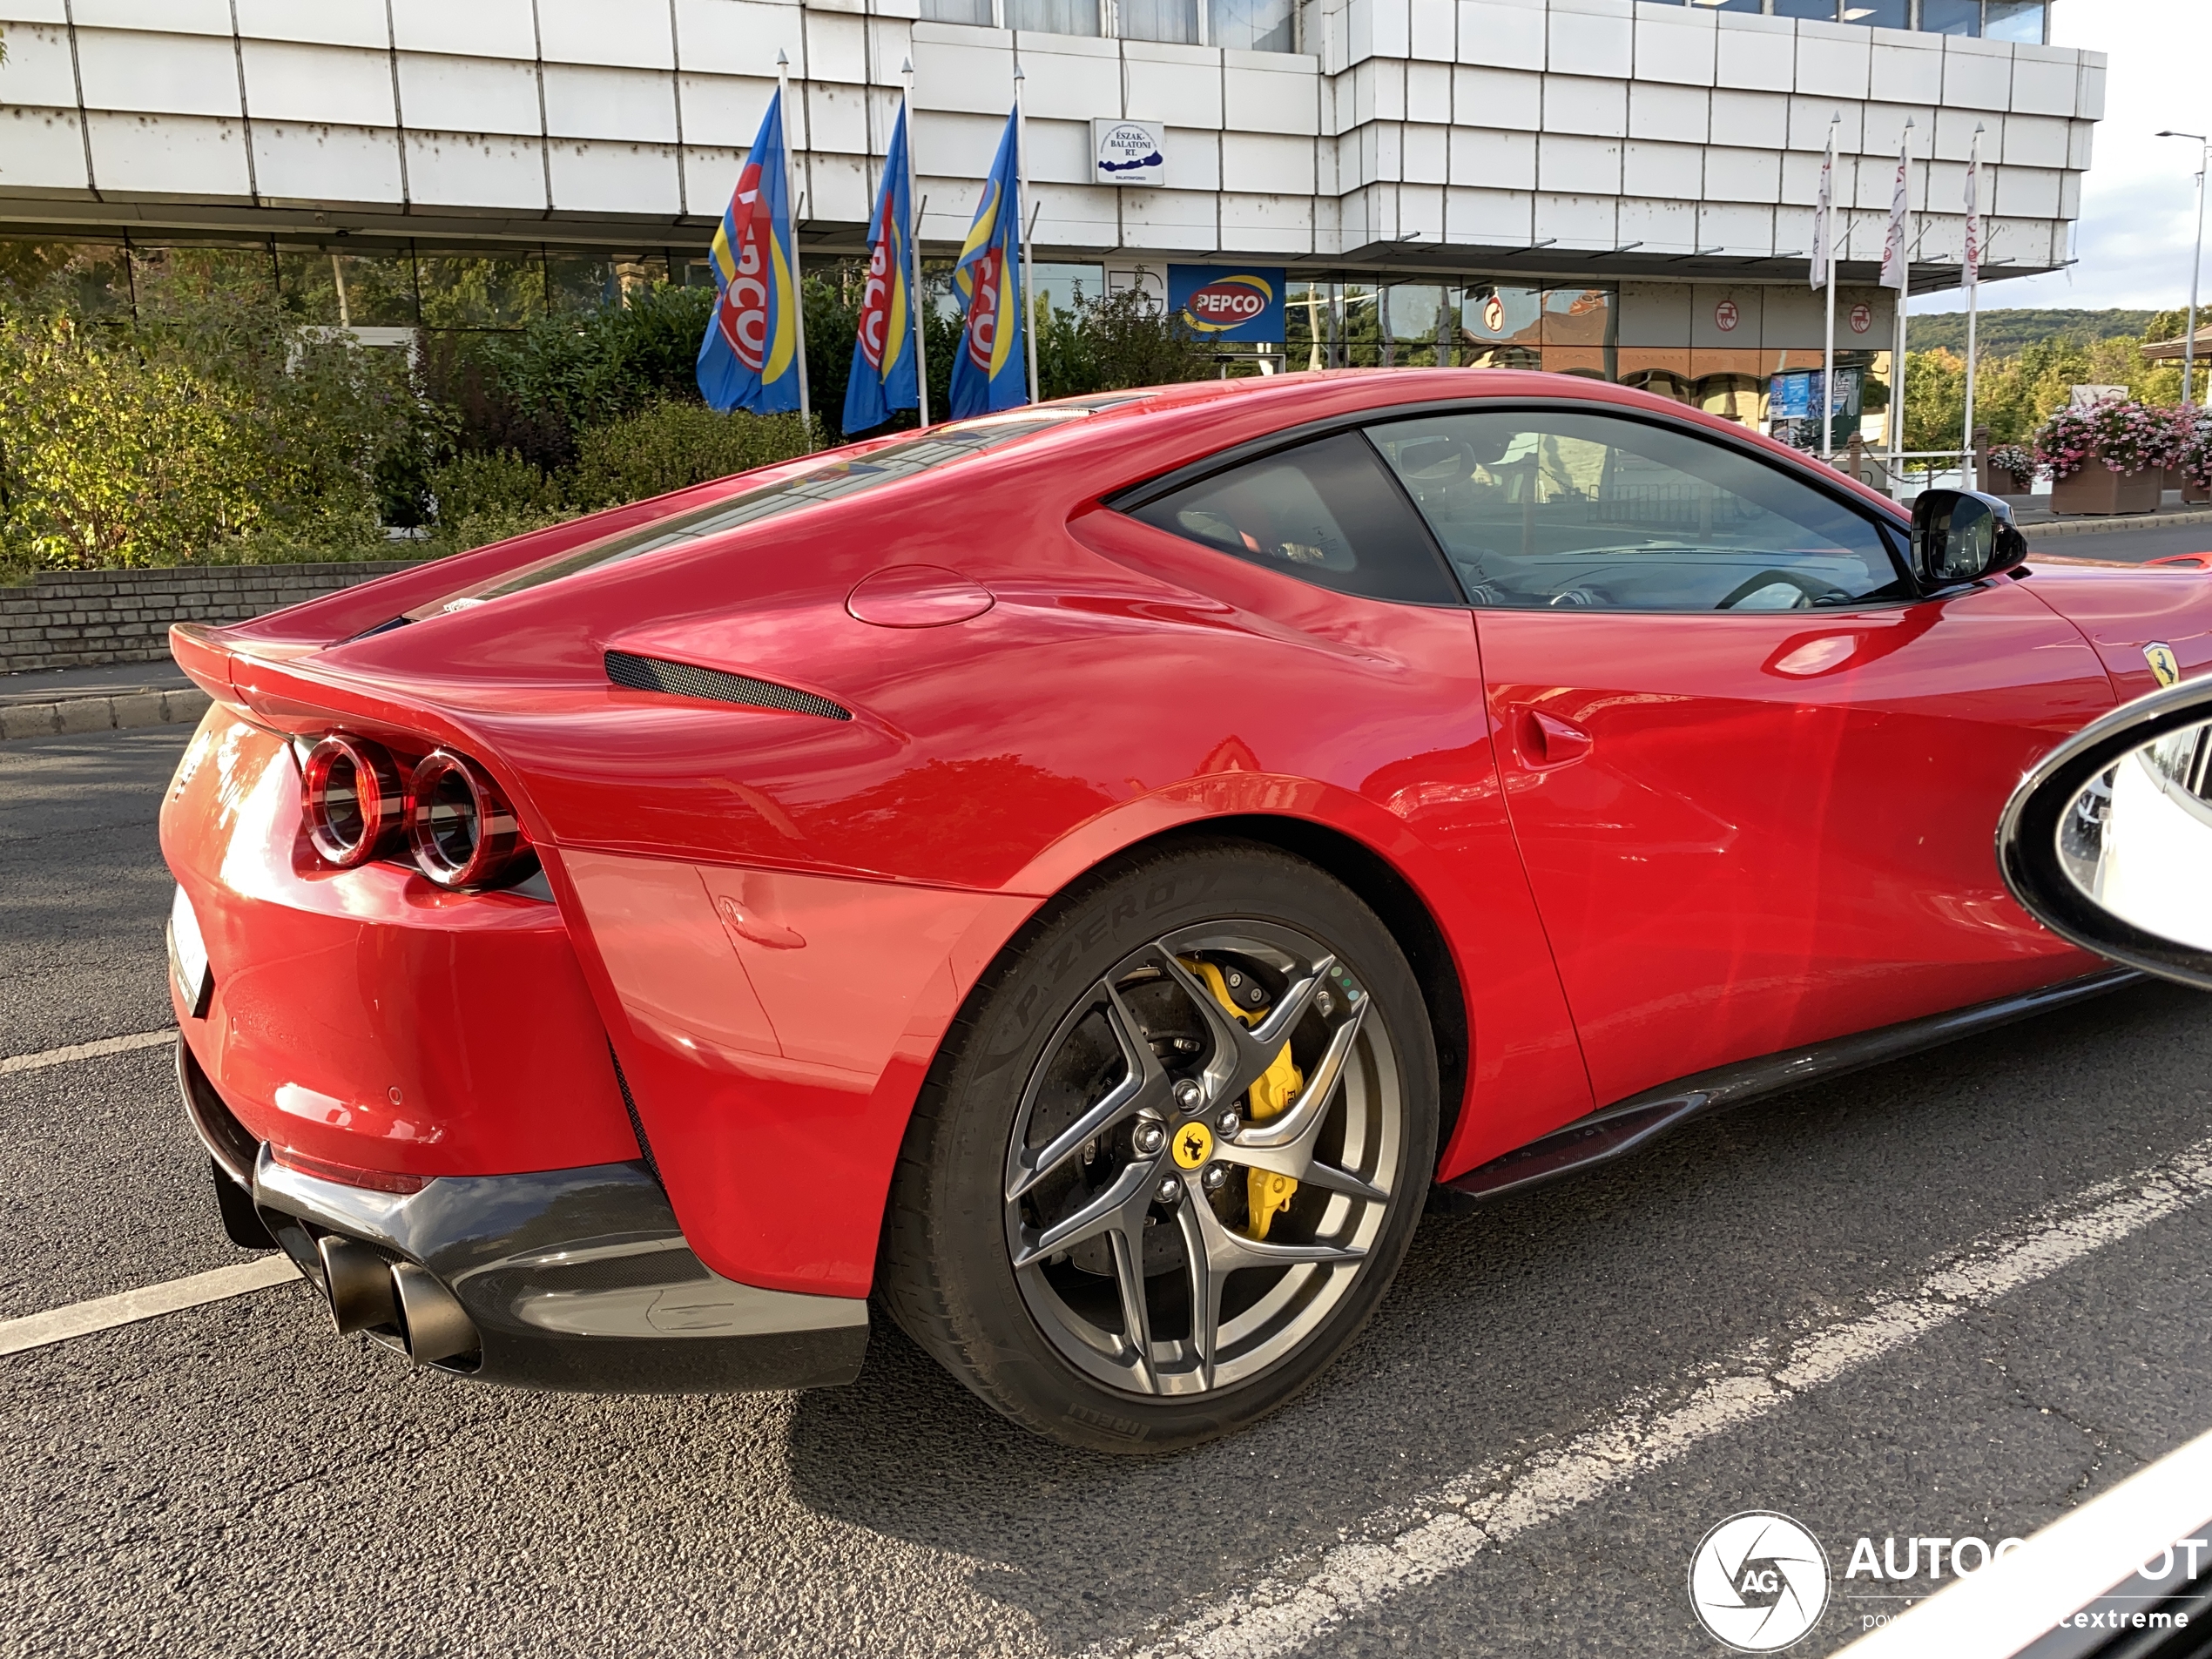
[604,651,852,721]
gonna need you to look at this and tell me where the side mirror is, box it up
[1911,489,2029,589]
[1998,676,2212,989]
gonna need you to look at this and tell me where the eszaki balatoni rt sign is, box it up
[1168,265,1286,342]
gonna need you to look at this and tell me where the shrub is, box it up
[0,314,278,569]
[564,401,816,510]
[430,450,560,523]
[1077,285,1212,391]
[421,284,718,470]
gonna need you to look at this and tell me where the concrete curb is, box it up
[0,687,210,742]
[2026,508,2212,540]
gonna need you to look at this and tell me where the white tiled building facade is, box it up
[0,0,2099,415]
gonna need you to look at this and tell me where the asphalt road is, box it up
[6,725,2212,1659]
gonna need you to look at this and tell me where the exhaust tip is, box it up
[319,1234,399,1335]
[388,1260,479,1366]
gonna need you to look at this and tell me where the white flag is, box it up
[1811,149,1832,290]
[1879,132,1911,292]
[1962,134,1982,296]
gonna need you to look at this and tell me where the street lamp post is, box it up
[2158,130,2209,408]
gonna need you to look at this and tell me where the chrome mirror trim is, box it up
[1997,676,2212,990]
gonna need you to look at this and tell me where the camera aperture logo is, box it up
[1689,1513,1831,1651]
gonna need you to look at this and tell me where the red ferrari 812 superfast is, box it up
[160,370,2201,1450]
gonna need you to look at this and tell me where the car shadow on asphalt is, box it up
[778,977,2212,1650]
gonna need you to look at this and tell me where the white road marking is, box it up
[0,1257,302,1358]
[1109,1136,2212,1659]
[0,1028,175,1076]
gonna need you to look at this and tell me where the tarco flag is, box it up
[698,91,803,414]
[949,110,1029,421]
[1962,133,1983,296]
[1811,146,1833,291]
[1879,132,1912,293]
[843,104,920,435]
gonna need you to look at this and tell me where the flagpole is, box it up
[1887,118,1913,496]
[1822,113,1839,462]
[777,50,813,447]
[902,59,929,428]
[1962,124,1984,492]
[1014,63,1041,406]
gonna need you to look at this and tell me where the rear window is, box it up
[1123,432,1463,606]
[410,402,1142,620]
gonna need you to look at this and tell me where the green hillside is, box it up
[1905,307,2162,357]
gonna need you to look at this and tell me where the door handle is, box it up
[1514,709,1593,771]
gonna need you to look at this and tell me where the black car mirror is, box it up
[1911,489,2028,589]
[1998,676,2212,989]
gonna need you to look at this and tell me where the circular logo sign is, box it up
[1182,273,1273,334]
[1689,1513,1830,1652]
[1482,293,1506,334]
[1715,300,1739,333]
[1170,1121,1215,1170]
[1850,303,1873,335]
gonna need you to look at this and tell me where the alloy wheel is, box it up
[1001,921,1403,1399]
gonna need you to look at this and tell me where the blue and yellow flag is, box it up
[949,111,1028,420]
[698,91,803,414]
[842,104,920,435]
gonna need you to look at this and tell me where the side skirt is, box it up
[1431,968,2143,1211]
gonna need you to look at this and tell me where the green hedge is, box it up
[0,253,1216,576]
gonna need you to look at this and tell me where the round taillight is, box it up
[407,751,525,889]
[301,735,403,868]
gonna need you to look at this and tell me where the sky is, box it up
[1919,0,2211,314]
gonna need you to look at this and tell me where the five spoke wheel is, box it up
[1003,922,1402,1398]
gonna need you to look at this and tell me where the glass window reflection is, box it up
[1116,0,1198,44]
[1840,0,1908,27]
[1213,0,1294,52]
[1005,0,1097,33]
[1984,1,2047,44]
[1919,0,1981,35]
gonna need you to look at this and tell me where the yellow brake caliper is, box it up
[1186,960,1303,1240]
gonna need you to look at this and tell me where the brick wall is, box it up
[0,560,434,673]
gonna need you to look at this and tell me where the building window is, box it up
[1028,261,1106,314]
[922,0,1296,50]
[1116,0,1199,44]
[1212,0,1293,51]
[1918,0,1981,33]
[1006,0,1099,33]
[1982,0,2047,42]
[1675,0,2043,34]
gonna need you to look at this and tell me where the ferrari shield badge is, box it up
[2145,643,2182,687]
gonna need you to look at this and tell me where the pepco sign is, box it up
[1169,265,1286,342]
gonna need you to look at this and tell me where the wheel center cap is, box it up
[1170,1121,1215,1170]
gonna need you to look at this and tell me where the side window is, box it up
[1124,432,1462,606]
[1365,410,1908,613]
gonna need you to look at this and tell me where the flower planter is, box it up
[2052,462,2161,516]
[2188,478,2212,505]
[1988,467,2035,497]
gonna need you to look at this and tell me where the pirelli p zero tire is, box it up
[879,840,1439,1453]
